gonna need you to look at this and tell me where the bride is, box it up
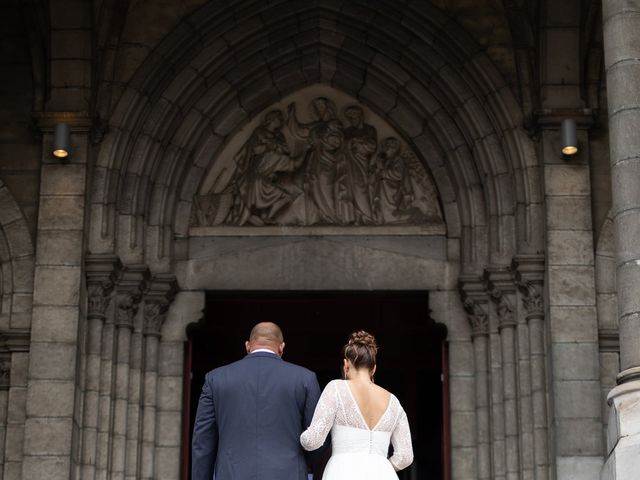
[300,331,414,479]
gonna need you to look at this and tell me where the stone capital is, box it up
[511,255,545,318]
[86,255,122,319]
[115,264,150,329]
[483,268,516,330]
[458,275,490,337]
[142,273,178,337]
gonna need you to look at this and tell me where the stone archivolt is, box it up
[193,90,442,228]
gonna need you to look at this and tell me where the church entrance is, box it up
[183,291,449,480]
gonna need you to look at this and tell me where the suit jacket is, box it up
[192,352,322,480]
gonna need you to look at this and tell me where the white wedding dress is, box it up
[300,379,413,479]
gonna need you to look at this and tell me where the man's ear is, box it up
[245,341,251,354]
[279,342,285,356]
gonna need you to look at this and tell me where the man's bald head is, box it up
[246,322,285,356]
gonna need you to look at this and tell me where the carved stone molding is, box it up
[86,255,122,320]
[511,255,545,319]
[459,275,490,337]
[0,329,30,353]
[115,265,150,329]
[143,274,178,337]
[599,328,620,353]
[483,268,516,330]
[0,329,30,390]
[0,357,9,390]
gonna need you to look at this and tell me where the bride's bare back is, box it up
[346,380,391,430]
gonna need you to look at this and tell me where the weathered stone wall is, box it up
[0,0,627,479]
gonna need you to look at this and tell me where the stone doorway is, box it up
[184,291,449,480]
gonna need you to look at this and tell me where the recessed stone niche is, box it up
[191,85,444,236]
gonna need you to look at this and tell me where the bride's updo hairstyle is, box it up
[343,330,378,371]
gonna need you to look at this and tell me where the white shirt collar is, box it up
[250,348,278,355]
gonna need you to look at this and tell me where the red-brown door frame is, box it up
[442,340,451,480]
[180,338,193,480]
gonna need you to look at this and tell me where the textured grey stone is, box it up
[613,210,640,264]
[604,12,640,69]
[544,164,591,196]
[546,196,592,231]
[616,262,640,318]
[50,59,91,89]
[24,417,73,455]
[555,418,605,456]
[556,456,603,480]
[211,98,248,136]
[34,267,81,306]
[450,411,476,447]
[0,187,25,225]
[388,97,424,138]
[358,75,398,114]
[35,230,82,266]
[21,455,70,480]
[26,380,75,417]
[31,306,80,343]
[28,342,77,381]
[548,266,596,306]
[554,380,602,418]
[181,235,449,291]
[549,306,598,343]
[609,108,640,163]
[612,158,640,218]
[38,196,85,231]
[548,230,594,266]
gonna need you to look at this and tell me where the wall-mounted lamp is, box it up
[52,123,71,159]
[560,119,578,156]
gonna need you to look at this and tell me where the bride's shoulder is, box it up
[325,379,344,390]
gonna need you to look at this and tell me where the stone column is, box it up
[1,330,30,480]
[602,1,640,477]
[139,274,177,480]
[80,255,121,479]
[484,268,520,480]
[110,266,149,480]
[459,277,491,480]
[22,114,90,480]
[0,354,9,479]
[95,297,116,480]
[513,255,549,480]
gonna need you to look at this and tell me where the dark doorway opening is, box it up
[183,291,449,480]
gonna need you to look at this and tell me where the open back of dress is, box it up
[301,380,413,479]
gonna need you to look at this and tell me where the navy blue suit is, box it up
[192,352,322,480]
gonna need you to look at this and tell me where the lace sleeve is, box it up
[389,408,414,471]
[300,380,338,451]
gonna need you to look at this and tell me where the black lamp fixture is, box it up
[52,123,71,159]
[560,119,578,156]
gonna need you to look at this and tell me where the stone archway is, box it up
[0,179,34,478]
[84,2,544,479]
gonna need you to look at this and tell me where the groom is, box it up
[192,322,323,480]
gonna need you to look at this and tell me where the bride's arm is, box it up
[300,380,338,451]
[389,408,414,471]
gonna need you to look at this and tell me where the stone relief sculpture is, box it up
[193,95,442,227]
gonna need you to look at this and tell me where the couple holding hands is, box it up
[192,322,413,480]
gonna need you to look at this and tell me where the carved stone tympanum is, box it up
[193,86,442,228]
